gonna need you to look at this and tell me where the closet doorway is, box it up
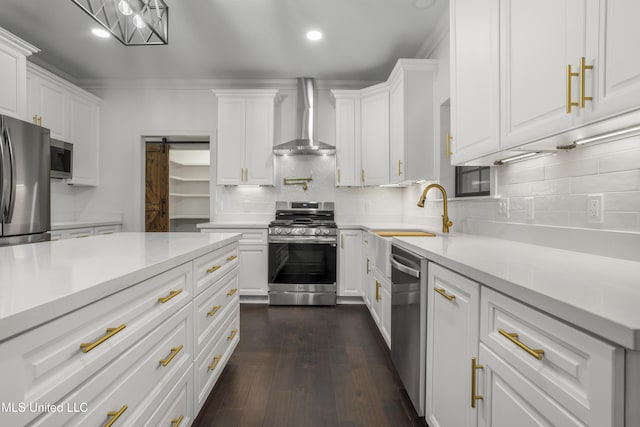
[145,137,211,232]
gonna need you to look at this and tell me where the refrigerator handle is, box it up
[0,126,5,222]
[4,127,16,223]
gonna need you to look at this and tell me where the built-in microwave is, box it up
[49,139,73,179]
[50,139,73,180]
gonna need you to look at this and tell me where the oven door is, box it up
[268,239,337,305]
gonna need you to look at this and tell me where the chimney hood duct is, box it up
[273,78,335,156]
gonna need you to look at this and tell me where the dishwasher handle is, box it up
[391,255,421,278]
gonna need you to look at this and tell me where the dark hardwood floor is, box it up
[193,304,428,427]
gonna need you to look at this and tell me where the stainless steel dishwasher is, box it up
[391,244,427,416]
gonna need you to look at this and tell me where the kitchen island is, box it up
[0,232,242,426]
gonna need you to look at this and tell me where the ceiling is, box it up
[0,0,447,83]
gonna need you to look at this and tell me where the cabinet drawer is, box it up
[481,287,624,426]
[193,243,239,295]
[30,303,194,426]
[194,266,239,356]
[68,227,94,238]
[94,225,122,235]
[0,263,192,426]
[220,228,268,245]
[194,305,240,412]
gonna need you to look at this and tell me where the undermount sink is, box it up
[374,231,435,237]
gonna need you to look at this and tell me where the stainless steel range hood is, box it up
[273,78,335,156]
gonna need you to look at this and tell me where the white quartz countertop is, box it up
[0,232,241,343]
[51,218,123,230]
[197,222,268,229]
[339,222,432,232]
[392,233,640,350]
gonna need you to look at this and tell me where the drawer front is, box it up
[194,266,239,356]
[94,225,122,235]
[481,287,624,426]
[194,305,240,412]
[193,244,239,295]
[68,227,94,239]
[29,303,194,426]
[0,263,193,426]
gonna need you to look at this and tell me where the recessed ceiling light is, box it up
[413,0,436,9]
[92,28,111,38]
[306,30,323,41]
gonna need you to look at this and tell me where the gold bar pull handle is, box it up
[375,280,381,302]
[566,64,580,113]
[471,357,484,409]
[37,115,42,126]
[208,354,222,371]
[398,159,403,176]
[337,168,341,183]
[33,115,38,124]
[245,168,249,182]
[340,234,344,248]
[366,258,371,274]
[446,133,453,157]
[207,265,221,274]
[227,288,238,297]
[80,324,126,353]
[226,255,237,262]
[207,305,222,317]
[171,415,184,427]
[227,328,238,341]
[498,328,545,360]
[241,168,244,181]
[434,287,456,301]
[580,56,593,108]
[159,345,183,367]
[105,405,128,427]
[158,289,182,304]
[361,169,365,183]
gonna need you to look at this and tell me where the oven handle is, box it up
[391,255,421,278]
[268,237,337,244]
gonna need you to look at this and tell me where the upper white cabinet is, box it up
[0,27,38,120]
[499,0,598,148]
[332,91,361,187]
[27,63,101,186]
[388,59,438,184]
[450,0,500,164]
[360,83,389,186]
[215,90,278,186]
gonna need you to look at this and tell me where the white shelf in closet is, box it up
[170,159,209,167]
[169,215,210,220]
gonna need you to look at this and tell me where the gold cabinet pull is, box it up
[159,345,183,367]
[207,265,221,274]
[446,133,453,157]
[361,169,365,183]
[566,64,580,113]
[498,328,545,360]
[434,287,456,301]
[337,168,341,183]
[105,405,128,427]
[207,305,222,317]
[158,289,182,304]
[398,159,403,176]
[226,255,237,262]
[171,415,184,427]
[240,168,244,181]
[471,357,484,409]
[366,258,371,274]
[32,115,38,124]
[375,280,381,302]
[80,324,126,353]
[227,328,238,341]
[227,288,238,297]
[579,56,593,108]
[208,354,222,371]
[340,234,344,248]
[37,115,42,126]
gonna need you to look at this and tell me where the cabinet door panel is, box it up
[216,98,245,185]
[500,0,590,148]
[244,97,274,185]
[338,230,362,297]
[361,90,389,186]
[0,43,25,119]
[450,0,500,164]
[389,79,404,184]
[591,0,640,119]
[335,97,360,186]
[238,244,268,296]
[36,78,67,139]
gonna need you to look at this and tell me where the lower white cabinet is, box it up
[426,263,480,427]
[371,268,391,348]
[338,229,362,298]
[50,223,122,240]
[362,232,375,308]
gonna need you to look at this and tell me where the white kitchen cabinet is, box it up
[499,0,598,148]
[332,91,361,186]
[27,62,101,186]
[49,223,122,240]
[450,0,501,165]
[338,229,362,298]
[0,28,36,120]
[360,83,390,186]
[362,232,375,309]
[372,268,391,348]
[590,0,640,120]
[388,59,438,184]
[426,263,480,427]
[215,90,278,186]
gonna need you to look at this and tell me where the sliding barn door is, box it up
[145,143,169,232]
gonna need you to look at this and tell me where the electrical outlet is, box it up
[587,194,604,223]
[498,198,510,219]
[524,197,534,220]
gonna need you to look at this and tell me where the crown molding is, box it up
[416,7,449,59]
[0,27,39,56]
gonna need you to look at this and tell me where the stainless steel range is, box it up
[268,201,337,305]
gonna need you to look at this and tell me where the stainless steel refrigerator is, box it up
[0,115,50,246]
